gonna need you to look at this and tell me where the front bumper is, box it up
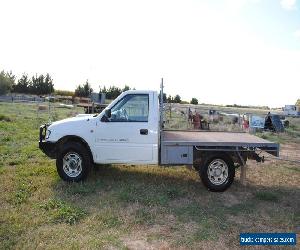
[39,124,56,158]
[39,141,56,158]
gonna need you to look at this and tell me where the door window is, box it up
[110,94,149,122]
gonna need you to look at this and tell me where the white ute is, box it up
[39,86,279,191]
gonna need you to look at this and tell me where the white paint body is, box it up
[46,90,159,164]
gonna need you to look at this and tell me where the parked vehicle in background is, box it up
[283,105,300,116]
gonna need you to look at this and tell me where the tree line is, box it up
[0,71,54,95]
[76,83,200,104]
[160,93,198,104]
[74,82,132,99]
[99,85,131,99]
[1,69,201,104]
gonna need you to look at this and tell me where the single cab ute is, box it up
[39,86,279,191]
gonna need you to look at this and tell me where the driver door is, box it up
[95,93,156,164]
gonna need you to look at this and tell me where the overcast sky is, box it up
[0,0,299,107]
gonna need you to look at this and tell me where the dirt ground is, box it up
[280,143,300,162]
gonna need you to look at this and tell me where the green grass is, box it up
[13,178,36,205]
[254,191,279,202]
[39,199,87,225]
[0,102,299,249]
[0,114,12,122]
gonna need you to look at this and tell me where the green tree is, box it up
[83,80,92,96]
[99,84,134,99]
[173,94,181,103]
[190,98,198,105]
[30,73,54,95]
[99,85,107,94]
[75,85,84,97]
[13,73,30,93]
[122,85,130,92]
[296,99,300,106]
[0,70,15,95]
[158,93,167,103]
[75,80,93,97]
[106,86,122,99]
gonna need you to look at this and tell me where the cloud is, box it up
[294,29,300,38]
[280,0,297,10]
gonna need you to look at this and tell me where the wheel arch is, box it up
[56,135,94,163]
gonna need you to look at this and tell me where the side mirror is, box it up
[105,109,111,118]
[101,109,111,122]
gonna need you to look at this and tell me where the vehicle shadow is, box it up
[51,164,300,217]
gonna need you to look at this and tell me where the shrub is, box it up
[0,114,12,122]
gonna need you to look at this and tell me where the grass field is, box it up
[0,102,299,249]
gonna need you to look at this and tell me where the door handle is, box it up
[140,129,148,135]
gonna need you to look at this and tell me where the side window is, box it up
[110,94,149,122]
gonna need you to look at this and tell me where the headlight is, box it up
[45,130,51,139]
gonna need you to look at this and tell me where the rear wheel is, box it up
[56,142,91,182]
[199,154,235,192]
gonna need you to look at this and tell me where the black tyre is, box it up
[199,154,235,192]
[56,142,91,182]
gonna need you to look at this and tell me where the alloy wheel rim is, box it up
[207,159,229,185]
[63,152,83,178]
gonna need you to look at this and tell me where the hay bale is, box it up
[38,105,48,111]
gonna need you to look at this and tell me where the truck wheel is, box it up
[56,142,91,182]
[199,154,235,192]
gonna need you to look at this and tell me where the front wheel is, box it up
[56,142,91,182]
[199,154,235,192]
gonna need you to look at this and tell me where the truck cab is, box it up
[94,90,159,164]
[40,90,160,181]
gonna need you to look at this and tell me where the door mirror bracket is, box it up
[101,109,111,122]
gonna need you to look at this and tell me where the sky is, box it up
[0,0,299,107]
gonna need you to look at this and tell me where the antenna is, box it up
[160,78,164,129]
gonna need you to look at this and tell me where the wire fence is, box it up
[163,103,254,132]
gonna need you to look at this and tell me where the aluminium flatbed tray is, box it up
[161,130,279,156]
